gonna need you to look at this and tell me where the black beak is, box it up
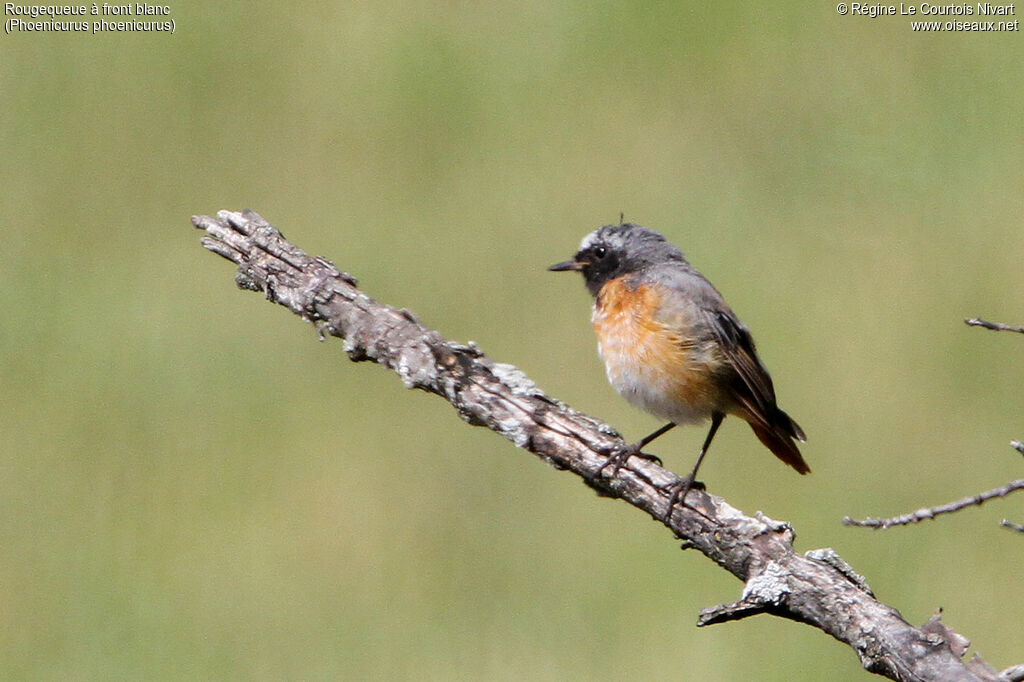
[548,260,585,272]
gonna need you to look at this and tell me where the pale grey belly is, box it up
[605,358,714,426]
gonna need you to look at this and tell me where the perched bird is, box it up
[549,223,808,518]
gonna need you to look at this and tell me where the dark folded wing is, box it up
[704,306,779,429]
[645,264,781,430]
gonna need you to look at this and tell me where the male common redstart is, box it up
[549,223,808,518]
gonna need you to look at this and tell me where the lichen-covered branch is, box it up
[192,209,1013,682]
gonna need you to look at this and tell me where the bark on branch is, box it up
[192,209,1016,682]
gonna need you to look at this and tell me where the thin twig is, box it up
[964,318,1024,334]
[845,439,1024,531]
[1001,519,1024,534]
[843,479,1024,529]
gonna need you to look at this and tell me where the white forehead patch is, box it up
[578,226,625,252]
[578,230,600,251]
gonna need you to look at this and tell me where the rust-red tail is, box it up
[748,409,810,475]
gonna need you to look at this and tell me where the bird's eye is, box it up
[593,246,607,259]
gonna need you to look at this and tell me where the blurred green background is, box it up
[2,2,1022,679]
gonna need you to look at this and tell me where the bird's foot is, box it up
[595,442,662,478]
[662,475,706,523]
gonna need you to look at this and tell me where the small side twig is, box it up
[1000,519,1024,534]
[697,597,771,626]
[843,479,1024,530]
[964,318,1024,334]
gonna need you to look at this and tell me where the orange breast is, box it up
[592,277,722,424]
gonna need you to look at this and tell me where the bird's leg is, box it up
[596,422,676,478]
[663,412,724,523]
